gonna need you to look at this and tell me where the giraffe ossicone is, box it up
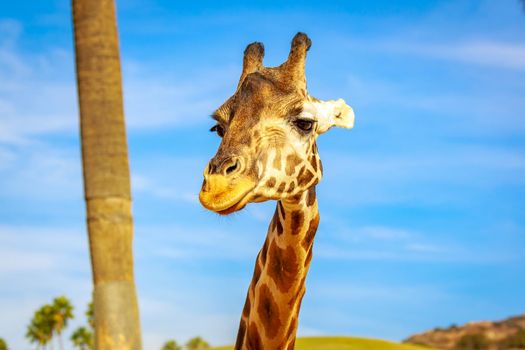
[199,32,354,349]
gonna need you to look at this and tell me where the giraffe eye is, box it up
[210,124,225,137]
[294,119,315,132]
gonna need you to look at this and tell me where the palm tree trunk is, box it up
[58,333,64,350]
[72,1,142,349]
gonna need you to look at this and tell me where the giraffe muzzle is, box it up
[199,161,256,215]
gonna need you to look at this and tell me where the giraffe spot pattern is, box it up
[296,166,306,180]
[257,283,282,339]
[306,187,316,207]
[271,208,284,235]
[266,176,277,188]
[290,211,304,234]
[268,240,300,293]
[297,168,315,188]
[277,181,287,193]
[302,214,319,251]
[247,322,263,350]
[288,193,303,202]
[285,153,301,176]
[234,202,319,349]
[310,155,317,172]
[278,201,286,220]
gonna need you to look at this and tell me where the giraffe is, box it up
[199,33,354,349]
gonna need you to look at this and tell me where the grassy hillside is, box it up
[213,336,434,350]
[405,313,525,349]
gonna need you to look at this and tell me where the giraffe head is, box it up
[199,33,354,215]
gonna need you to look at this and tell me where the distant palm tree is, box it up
[27,304,55,350]
[52,296,74,350]
[71,327,93,350]
[0,337,9,350]
[185,337,210,350]
[161,340,182,350]
[70,301,94,350]
[85,301,94,329]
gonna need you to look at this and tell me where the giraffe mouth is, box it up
[215,193,251,215]
[199,175,255,215]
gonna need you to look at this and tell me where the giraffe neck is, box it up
[235,187,320,350]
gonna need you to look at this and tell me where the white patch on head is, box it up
[302,98,355,134]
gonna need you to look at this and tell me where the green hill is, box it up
[213,336,434,350]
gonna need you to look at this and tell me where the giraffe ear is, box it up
[303,98,355,134]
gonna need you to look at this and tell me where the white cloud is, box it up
[0,250,57,273]
[0,225,88,273]
[393,40,525,71]
[122,62,236,130]
[405,243,446,254]
[0,142,82,200]
[319,145,525,207]
[351,226,411,241]
[428,41,525,71]
[335,0,525,72]
[311,220,518,264]
[0,21,236,146]
[0,225,92,350]
[343,73,525,137]
[329,147,525,183]
[310,283,449,304]
[135,223,261,261]
[132,173,199,204]
[0,25,77,145]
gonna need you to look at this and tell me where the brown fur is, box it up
[257,283,282,339]
[268,240,300,294]
[302,214,320,251]
[246,322,263,350]
[290,211,304,234]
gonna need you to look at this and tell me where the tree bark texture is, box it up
[72,0,142,349]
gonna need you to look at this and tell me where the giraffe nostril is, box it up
[225,159,240,175]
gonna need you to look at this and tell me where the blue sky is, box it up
[1,0,525,349]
